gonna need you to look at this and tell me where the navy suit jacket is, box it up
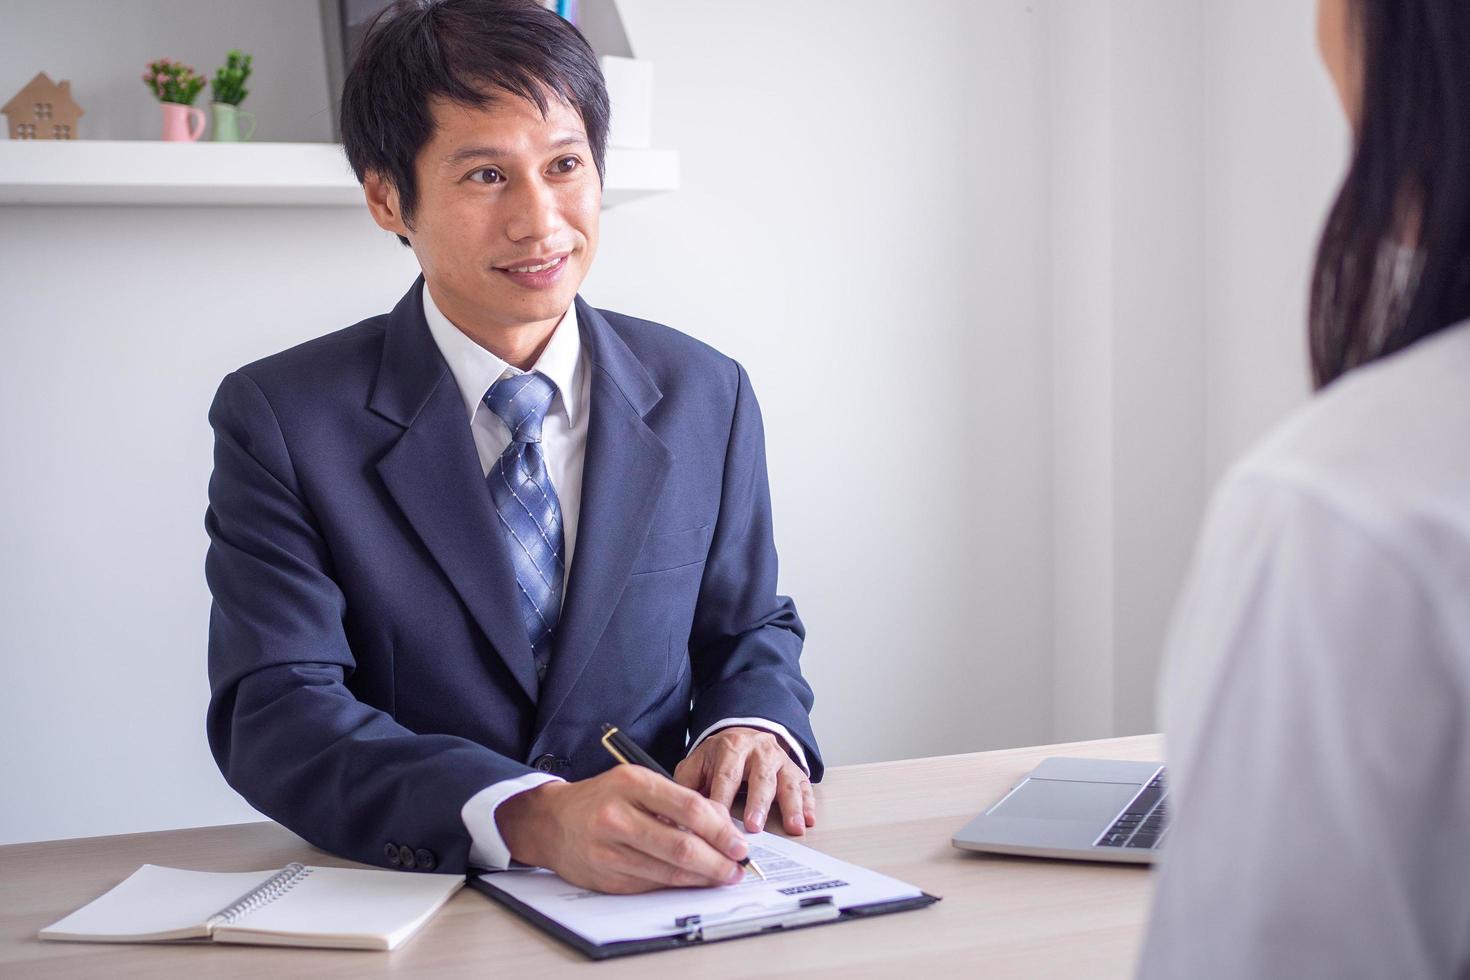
[205,277,820,874]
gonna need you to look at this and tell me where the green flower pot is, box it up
[210,102,255,142]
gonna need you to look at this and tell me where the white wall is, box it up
[1047,0,1347,740]
[1201,0,1347,480]
[1047,0,1209,740]
[1047,1,1116,741]
[601,0,1054,770]
[0,205,420,843]
[0,0,1054,844]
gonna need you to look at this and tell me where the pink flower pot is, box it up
[161,102,206,142]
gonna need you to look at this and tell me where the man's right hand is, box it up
[496,764,751,894]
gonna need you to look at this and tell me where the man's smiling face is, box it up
[391,89,601,346]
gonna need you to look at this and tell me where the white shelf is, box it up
[0,139,678,208]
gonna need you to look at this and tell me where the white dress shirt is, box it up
[420,287,808,870]
[1140,321,1470,978]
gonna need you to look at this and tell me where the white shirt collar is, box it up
[421,282,583,427]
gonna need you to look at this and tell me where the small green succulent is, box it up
[211,50,252,106]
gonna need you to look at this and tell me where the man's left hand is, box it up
[674,727,816,836]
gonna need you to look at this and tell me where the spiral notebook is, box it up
[39,863,462,951]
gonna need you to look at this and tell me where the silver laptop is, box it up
[951,757,1167,864]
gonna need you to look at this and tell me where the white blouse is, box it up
[1140,321,1470,978]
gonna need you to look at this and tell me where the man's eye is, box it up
[470,167,504,184]
[552,156,581,174]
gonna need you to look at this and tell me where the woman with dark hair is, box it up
[1140,1,1470,976]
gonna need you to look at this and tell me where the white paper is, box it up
[215,866,462,949]
[477,831,923,947]
[41,864,462,950]
[39,866,275,942]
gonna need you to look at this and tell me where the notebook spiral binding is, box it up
[207,863,315,926]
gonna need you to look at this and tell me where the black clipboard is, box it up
[469,876,940,960]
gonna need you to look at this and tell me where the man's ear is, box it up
[363,171,411,239]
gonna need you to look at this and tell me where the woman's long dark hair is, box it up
[1309,1,1470,388]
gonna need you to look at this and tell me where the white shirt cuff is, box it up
[688,717,810,776]
[461,772,564,870]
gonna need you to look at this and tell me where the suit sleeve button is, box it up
[414,848,437,871]
[532,754,557,773]
[398,844,415,868]
[384,842,401,866]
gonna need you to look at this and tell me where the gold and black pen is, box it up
[599,723,767,881]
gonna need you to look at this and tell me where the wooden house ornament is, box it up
[3,72,84,140]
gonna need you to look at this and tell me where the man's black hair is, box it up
[340,0,610,248]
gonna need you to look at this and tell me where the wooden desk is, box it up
[0,735,1160,978]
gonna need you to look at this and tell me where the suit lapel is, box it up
[370,277,540,703]
[534,298,673,736]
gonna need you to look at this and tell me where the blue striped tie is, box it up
[483,371,565,681]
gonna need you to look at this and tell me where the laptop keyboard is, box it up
[1094,770,1168,850]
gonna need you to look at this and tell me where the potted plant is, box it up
[142,58,207,141]
[210,50,255,142]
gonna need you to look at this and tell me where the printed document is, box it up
[477,830,924,947]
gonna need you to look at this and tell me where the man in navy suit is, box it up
[204,0,820,892]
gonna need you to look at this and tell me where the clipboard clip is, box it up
[674,895,839,942]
